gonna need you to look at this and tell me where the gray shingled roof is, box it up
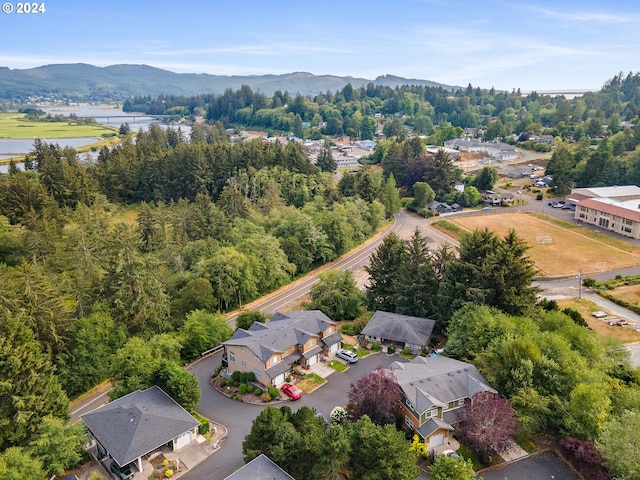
[81,386,199,467]
[418,417,455,438]
[361,311,435,346]
[223,311,341,362]
[224,453,295,480]
[389,356,496,416]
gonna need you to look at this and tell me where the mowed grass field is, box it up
[448,212,640,277]
[0,112,115,138]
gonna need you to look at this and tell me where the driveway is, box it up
[182,351,406,480]
[481,451,580,480]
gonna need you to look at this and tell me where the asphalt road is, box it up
[183,352,405,480]
[481,451,580,480]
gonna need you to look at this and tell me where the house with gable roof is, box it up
[361,311,435,353]
[224,453,295,480]
[81,386,200,474]
[389,356,496,451]
[222,310,342,387]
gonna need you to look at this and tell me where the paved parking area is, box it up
[481,451,580,480]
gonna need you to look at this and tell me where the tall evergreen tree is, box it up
[365,233,406,312]
[0,311,69,450]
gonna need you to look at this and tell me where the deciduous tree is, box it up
[308,270,365,320]
[456,391,518,463]
[347,367,401,426]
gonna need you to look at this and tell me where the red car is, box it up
[281,383,302,400]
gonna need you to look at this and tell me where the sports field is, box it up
[0,113,115,138]
[449,212,640,277]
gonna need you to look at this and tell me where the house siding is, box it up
[226,346,268,379]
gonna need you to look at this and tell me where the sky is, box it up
[1,0,639,92]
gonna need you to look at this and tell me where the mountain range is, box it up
[0,64,458,101]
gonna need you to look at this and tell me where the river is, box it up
[0,105,191,172]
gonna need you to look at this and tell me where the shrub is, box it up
[536,193,543,200]
[219,379,226,387]
[340,323,358,336]
[261,392,272,402]
[247,372,256,382]
[402,348,411,355]
[562,307,588,327]
[239,372,248,383]
[233,381,240,387]
[246,385,254,393]
[254,388,262,396]
[285,375,292,382]
[387,344,395,354]
[582,277,597,288]
[372,342,380,351]
[239,384,248,394]
[268,387,280,398]
[164,469,174,478]
[231,371,241,382]
[191,411,210,435]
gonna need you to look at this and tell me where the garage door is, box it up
[175,430,192,450]
[429,433,444,448]
[274,373,285,386]
[308,355,318,366]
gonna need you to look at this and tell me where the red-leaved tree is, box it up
[346,367,401,426]
[456,391,518,462]
[559,437,612,480]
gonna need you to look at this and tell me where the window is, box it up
[424,409,437,418]
[307,339,314,347]
[270,356,278,366]
[241,361,246,368]
[327,326,333,334]
[229,351,235,363]
[253,370,261,377]
[405,416,414,430]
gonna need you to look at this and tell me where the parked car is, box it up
[442,449,461,461]
[336,349,358,363]
[110,461,134,480]
[281,382,302,400]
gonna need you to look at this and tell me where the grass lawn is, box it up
[297,373,326,393]
[327,359,348,372]
[0,113,116,139]
[556,298,640,343]
[448,212,640,277]
[604,283,640,306]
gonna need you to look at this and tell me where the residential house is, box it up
[81,386,200,474]
[389,356,496,450]
[426,201,452,214]
[443,138,485,153]
[361,311,435,353]
[224,454,295,480]
[222,311,342,387]
[483,190,514,206]
[485,142,518,160]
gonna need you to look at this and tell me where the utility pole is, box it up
[578,268,582,301]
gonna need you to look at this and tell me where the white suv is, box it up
[336,349,358,363]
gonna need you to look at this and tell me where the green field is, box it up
[0,112,116,139]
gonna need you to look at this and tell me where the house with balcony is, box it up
[222,310,342,387]
[389,356,496,451]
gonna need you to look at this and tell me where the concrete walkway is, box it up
[498,439,529,462]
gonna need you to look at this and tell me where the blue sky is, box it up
[1,0,639,92]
